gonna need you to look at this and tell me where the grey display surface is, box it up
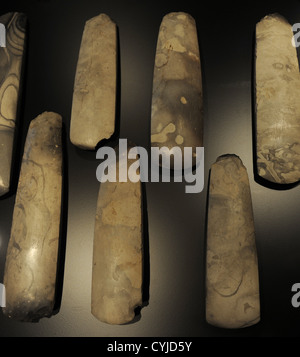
[0,0,300,338]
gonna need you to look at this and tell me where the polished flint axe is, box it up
[206,154,260,328]
[151,12,203,169]
[70,13,117,150]
[255,14,300,185]
[0,12,26,196]
[92,143,143,324]
[2,112,63,322]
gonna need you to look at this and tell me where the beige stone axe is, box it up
[2,112,63,322]
[206,155,260,328]
[255,14,300,185]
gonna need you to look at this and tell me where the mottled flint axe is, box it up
[2,112,63,322]
[151,12,203,169]
[206,155,260,329]
[255,14,300,185]
[70,13,117,150]
[92,143,144,324]
[0,12,27,196]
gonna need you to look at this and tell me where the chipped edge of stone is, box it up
[214,154,245,169]
[257,12,291,26]
[162,11,196,24]
[85,12,114,26]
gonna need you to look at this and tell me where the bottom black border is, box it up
[0,337,298,354]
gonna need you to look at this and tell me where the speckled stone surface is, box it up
[151,12,203,168]
[92,148,143,324]
[255,14,300,184]
[0,12,26,196]
[70,13,117,150]
[2,112,62,322]
[206,155,260,329]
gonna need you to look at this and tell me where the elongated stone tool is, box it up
[0,12,26,196]
[206,155,260,329]
[151,12,203,168]
[92,144,143,324]
[70,13,117,150]
[255,14,300,185]
[2,112,63,322]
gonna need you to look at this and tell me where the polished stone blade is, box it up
[206,155,260,329]
[70,13,117,150]
[0,12,26,196]
[151,12,203,168]
[92,146,143,324]
[2,112,62,322]
[255,14,300,184]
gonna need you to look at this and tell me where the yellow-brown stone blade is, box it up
[92,147,143,324]
[151,12,203,168]
[2,112,63,322]
[206,155,260,329]
[0,12,26,196]
[255,14,300,184]
[70,13,117,150]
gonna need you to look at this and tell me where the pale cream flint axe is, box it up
[70,13,117,150]
[206,155,260,328]
[92,143,144,324]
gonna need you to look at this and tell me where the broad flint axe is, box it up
[2,112,63,322]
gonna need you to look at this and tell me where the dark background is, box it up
[0,0,300,339]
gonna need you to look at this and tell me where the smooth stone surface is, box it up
[70,13,117,150]
[2,112,63,322]
[151,12,203,168]
[0,12,26,195]
[206,155,260,329]
[92,147,143,324]
[255,14,300,184]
